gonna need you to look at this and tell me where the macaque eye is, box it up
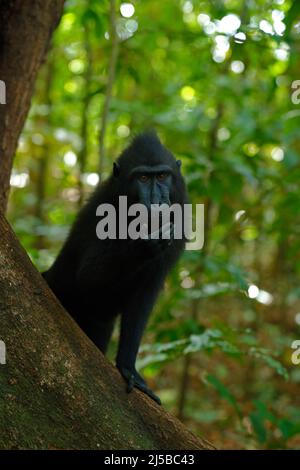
[138,174,149,183]
[157,173,167,181]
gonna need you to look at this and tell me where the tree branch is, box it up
[0,214,214,450]
[0,0,65,213]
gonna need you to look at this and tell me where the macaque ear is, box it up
[176,160,182,169]
[113,162,120,177]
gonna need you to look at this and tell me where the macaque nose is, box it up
[150,196,161,206]
[150,188,161,206]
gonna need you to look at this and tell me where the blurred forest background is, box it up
[7,0,300,449]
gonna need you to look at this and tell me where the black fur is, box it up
[43,132,187,403]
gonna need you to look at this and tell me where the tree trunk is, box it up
[0,0,65,213]
[0,214,214,450]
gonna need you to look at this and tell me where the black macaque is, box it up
[43,132,188,404]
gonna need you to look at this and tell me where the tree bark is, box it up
[0,0,65,213]
[0,214,214,450]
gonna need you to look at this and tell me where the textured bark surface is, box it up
[0,214,214,450]
[0,0,65,213]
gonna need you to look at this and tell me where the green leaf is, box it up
[249,412,267,444]
[249,348,289,380]
[284,1,300,38]
[206,374,241,417]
